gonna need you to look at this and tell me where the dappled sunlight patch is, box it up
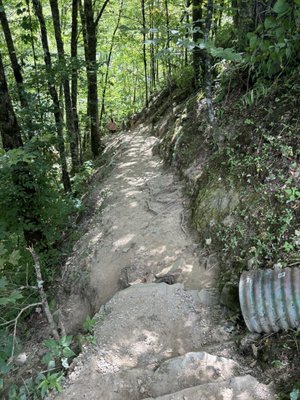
[148,245,167,256]
[117,161,138,169]
[120,188,141,197]
[113,233,135,250]
[90,232,104,245]
[129,201,139,208]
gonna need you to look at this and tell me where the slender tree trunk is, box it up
[149,0,156,93]
[99,0,124,128]
[84,0,101,156]
[141,0,149,107]
[183,9,189,66]
[192,0,204,88]
[232,0,254,50]
[25,0,43,123]
[0,0,28,111]
[0,51,23,150]
[0,50,44,246]
[83,0,110,156]
[164,0,172,83]
[49,0,79,173]
[79,0,90,153]
[0,0,37,141]
[71,0,82,164]
[32,0,71,192]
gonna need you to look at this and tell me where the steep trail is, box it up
[55,124,274,399]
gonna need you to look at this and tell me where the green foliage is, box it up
[82,315,97,333]
[246,0,300,78]
[37,372,63,398]
[172,65,194,90]
[71,161,95,196]
[5,372,63,399]
[214,22,236,49]
[42,336,76,370]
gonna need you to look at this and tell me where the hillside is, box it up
[1,0,300,398]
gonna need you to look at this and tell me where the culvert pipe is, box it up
[239,267,300,333]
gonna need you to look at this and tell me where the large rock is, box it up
[144,375,273,400]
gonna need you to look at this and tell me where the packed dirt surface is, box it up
[54,125,274,399]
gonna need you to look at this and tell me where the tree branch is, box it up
[8,302,42,361]
[94,0,110,27]
[27,247,60,340]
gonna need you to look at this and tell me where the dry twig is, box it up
[27,247,60,340]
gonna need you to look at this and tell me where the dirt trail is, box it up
[55,125,274,399]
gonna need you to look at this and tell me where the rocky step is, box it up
[55,284,274,399]
[144,375,273,400]
[55,352,272,400]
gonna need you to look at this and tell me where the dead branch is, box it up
[8,302,42,361]
[27,247,60,340]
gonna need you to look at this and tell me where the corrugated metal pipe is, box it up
[239,267,300,333]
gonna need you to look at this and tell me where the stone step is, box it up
[144,375,274,400]
[54,352,263,400]
[149,352,240,397]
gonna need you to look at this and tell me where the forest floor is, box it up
[44,123,276,399]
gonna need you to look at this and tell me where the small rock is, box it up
[251,344,258,358]
[14,353,27,365]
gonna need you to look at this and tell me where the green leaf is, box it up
[8,250,21,266]
[0,243,7,257]
[0,277,8,289]
[294,0,300,6]
[38,380,48,398]
[264,17,277,30]
[62,347,76,358]
[273,0,290,14]
[0,357,10,374]
[209,47,242,62]
[41,352,54,366]
[0,290,23,305]
[59,335,72,348]
[48,359,56,369]
[43,339,60,356]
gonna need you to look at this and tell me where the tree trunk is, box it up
[0,0,28,111]
[79,0,90,154]
[32,0,71,192]
[0,49,44,246]
[71,0,82,164]
[141,0,149,107]
[49,0,79,173]
[99,0,124,128]
[149,0,156,93]
[0,51,23,150]
[232,0,254,50]
[84,0,102,157]
[25,0,44,124]
[192,0,204,88]
[164,0,172,83]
